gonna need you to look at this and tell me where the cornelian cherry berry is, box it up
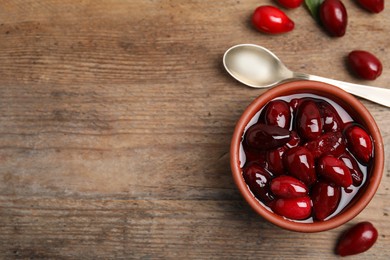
[276,0,303,9]
[319,0,348,37]
[242,141,267,165]
[242,163,274,205]
[289,98,304,112]
[318,101,343,132]
[348,50,383,80]
[283,146,316,186]
[318,155,353,187]
[344,125,373,164]
[312,182,341,220]
[266,146,287,176]
[270,176,308,199]
[339,153,364,186]
[296,100,323,141]
[246,123,291,150]
[252,6,294,34]
[336,222,378,256]
[357,0,384,13]
[272,196,312,220]
[264,100,291,129]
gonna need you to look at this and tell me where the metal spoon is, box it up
[223,44,390,107]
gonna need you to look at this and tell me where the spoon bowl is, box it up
[223,44,390,107]
[223,44,292,88]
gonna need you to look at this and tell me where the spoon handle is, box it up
[294,73,390,108]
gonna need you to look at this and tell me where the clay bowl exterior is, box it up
[230,80,384,232]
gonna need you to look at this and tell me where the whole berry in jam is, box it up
[296,100,323,141]
[242,141,268,166]
[283,146,316,186]
[270,176,308,199]
[344,125,373,164]
[243,163,274,205]
[272,196,312,220]
[312,182,341,221]
[246,123,291,150]
[339,152,364,186]
[266,146,287,176]
[318,101,343,132]
[318,155,353,188]
[264,100,291,129]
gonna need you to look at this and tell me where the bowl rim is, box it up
[230,80,384,232]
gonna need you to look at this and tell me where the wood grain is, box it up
[0,0,389,259]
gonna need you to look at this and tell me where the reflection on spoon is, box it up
[223,44,390,107]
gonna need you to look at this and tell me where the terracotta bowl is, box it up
[230,80,384,232]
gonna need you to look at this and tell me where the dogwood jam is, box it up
[240,93,373,222]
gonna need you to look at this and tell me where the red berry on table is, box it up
[276,0,303,9]
[312,181,341,220]
[246,123,291,150]
[296,100,323,141]
[319,0,348,37]
[272,196,312,220]
[356,0,384,13]
[252,6,294,34]
[283,146,316,186]
[318,155,353,187]
[348,50,383,80]
[336,222,378,256]
[270,175,308,199]
[242,163,274,204]
[344,125,373,164]
[264,100,291,129]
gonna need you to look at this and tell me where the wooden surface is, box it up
[0,1,389,259]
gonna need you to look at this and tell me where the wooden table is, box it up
[0,1,389,259]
